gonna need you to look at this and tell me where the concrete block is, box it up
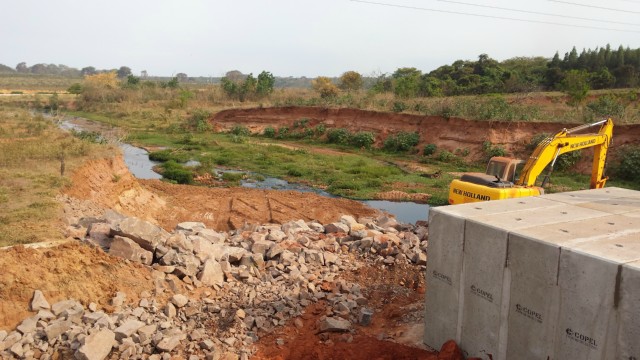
[423,209,465,349]
[574,198,640,215]
[618,260,640,360]
[437,196,559,219]
[459,221,510,359]
[555,234,640,360]
[542,187,640,205]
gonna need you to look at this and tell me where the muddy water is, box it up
[56,114,429,224]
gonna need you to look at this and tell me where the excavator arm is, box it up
[516,118,613,188]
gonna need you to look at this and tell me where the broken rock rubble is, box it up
[1,214,429,359]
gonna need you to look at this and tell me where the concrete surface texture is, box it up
[423,187,640,360]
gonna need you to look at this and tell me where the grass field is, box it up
[0,103,114,247]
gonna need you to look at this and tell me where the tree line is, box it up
[2,44,639,97]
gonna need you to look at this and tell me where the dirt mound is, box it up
[212,107,640,162]
[64,156,380,232]
[0,242,153,331]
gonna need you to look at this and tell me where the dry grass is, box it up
[0,106,114,247]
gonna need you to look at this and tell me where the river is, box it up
[56,114,429,224]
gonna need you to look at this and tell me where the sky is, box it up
[2,0,640,78]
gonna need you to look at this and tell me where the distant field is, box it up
[0,74,79,92]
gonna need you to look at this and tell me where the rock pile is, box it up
[2,213,428,359]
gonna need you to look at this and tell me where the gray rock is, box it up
[266,229,286,241]
[359,308,374,326]
[114,319,145,341]
[75,329,115,360]
[251,240,273,256]
[412,251,427,265]
[323,252,339,265]
[198,259,224,287]
[282,220,311,234]
[9,342,23,357]
[225,246,247,263]
[109,236,153,265]
[324,222,349,234]
[318,317,351,333]
[16,316,38,335]
[82,311,106,325]
[30,290,50,311]
[192,238,226,262]
[87,222,113,249]
[266,243,284,259]
[339,215,358,226]
[45,320,72,340]
[200,339,215,351]
[171,294,189,308]
[111,292,126,307]
[303,249,325,266]
[165,303,177,318]
[156,333,186,352]
[51,299,81,316]
[176,222,206,232]
[197,228,226,244]
[137,324,157,345]
[110,216,170,251]
[0,330,6,342]
[0,332,21,351]
[165,232,193,252]
[307,222,325,233]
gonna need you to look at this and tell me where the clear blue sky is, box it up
[2,0,640,77]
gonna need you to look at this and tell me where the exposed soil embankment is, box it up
[212,106,640,161]
[64,155,379,232]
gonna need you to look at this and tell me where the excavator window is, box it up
[485,160,507,180]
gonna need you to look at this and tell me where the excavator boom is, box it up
[448,118,614,205]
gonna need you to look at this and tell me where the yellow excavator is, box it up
[448,118,614,205]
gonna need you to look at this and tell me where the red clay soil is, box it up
[64,156,380,232]
[211,107,640,162]
[0,242,155,331]
[253,263,466,360]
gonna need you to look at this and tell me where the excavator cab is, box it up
[485,157,526,183]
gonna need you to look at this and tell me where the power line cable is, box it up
[350,0,640,33]
[548,0,640,14]
[435,0,640,26]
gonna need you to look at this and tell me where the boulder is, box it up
[175,222,206,232]
[75,329,115,360]
[197,228,226,244]
[325,222,349,234]
[110,216,169,251]
[282,220,310,234]
[251,240,274,256]
[109,236,153,265]
[87,222,113,249]
[165,232,193,252]
[30,290,50,311]
[198,259,224,286]
[171,294,189,308]
[114,319,145,341]
[45,320,72,340]
[156,332,186,352]
[266,229,286,241]
[318,317,351,333]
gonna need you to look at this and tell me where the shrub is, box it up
[586,95,625,120]
[222,172,244,182]
[230,125,250,136]
[612,145,640,182]
[263,126,276,138]
[349,131,375,149]
[327,128,351,144]
[423,143,437,156]
[276,126,289,139]
[161,161,193,184]
[314,124,326,135]
[437,150,456,162]
[185,110,211,132]
[149,149,191,163]
[383,131,420,152]
[392,101,407,113]
[286,168,303,177]
[482,141,506,160]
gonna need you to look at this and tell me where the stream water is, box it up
[57,115,429,224]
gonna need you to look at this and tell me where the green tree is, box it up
[339,71,363,91]
[117,66,132,78]
[392,67,422,98]
[256,71,275,97]
[239,73,257,102]
[561,70,590,106]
